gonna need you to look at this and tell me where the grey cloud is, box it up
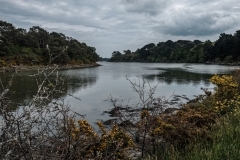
[157,6,240,36]
[121,0,171,15]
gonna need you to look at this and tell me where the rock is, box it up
[163,108,179,114]
[104,106,128,117]
[119,120,134,127]
[102,118,117,125]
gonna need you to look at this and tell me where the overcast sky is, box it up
[1,0,240,58]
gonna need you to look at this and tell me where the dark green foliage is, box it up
[109,30,240,64]
[0,20,99,66]
[109,51,122,62]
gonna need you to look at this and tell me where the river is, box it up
[0,62,239,127]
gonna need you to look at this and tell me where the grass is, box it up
[182,110,240,160]
[145,109,240,160]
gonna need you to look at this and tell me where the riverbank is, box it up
[0,63,101,73]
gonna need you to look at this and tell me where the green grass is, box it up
[146,110,240,160]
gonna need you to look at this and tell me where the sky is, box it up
[0,0,240,58]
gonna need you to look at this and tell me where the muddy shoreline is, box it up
[0,63,102,73]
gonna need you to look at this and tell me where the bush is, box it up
[210,74,239,114]
[0,59,6,67]
[223,55,233,63]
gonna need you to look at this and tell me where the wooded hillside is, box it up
[0,20,99,66]
[109,31,240,64]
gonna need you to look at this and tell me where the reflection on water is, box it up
[0,62,239,125]
[0,69,97,110]
[144,68,213,86]
[63,72,97,94]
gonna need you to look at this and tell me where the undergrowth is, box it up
[150,107,240,160]
[145,70,240,160]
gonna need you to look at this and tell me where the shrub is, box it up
[66,120,134,159]
[210,75,239,114]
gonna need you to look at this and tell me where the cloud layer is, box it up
[0,0,239,57]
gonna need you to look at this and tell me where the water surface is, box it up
[1,62,239,126]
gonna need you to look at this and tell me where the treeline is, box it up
[109,30,240,63]
[0,20,99,66]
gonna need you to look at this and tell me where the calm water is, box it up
[1,62,239,126]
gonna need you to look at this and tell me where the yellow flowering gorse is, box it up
[210,75,240,114]
[67,119,134,159]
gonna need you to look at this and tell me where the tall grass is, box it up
[146,109,240,160]
[183,110,240,160]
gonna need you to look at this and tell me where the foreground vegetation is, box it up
[109,30,240,64]
[147,108,240,160]
[0,20,99,67]
[143,72,240,159]
[1,66,240,159]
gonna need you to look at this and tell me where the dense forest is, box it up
[0,20,99,67]
[109,30,240,64]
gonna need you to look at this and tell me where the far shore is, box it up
[0,63,102,73]
[106,61,240,66]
